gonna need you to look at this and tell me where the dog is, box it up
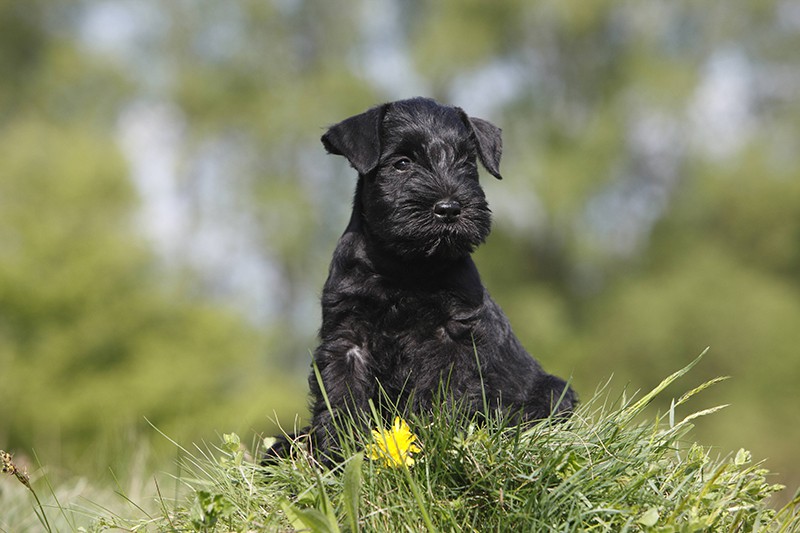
[267,97,575,462]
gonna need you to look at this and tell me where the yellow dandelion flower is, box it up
[367,417,422,468]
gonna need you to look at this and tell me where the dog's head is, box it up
[322,97,502,261]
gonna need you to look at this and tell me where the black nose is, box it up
[433,200,462,222]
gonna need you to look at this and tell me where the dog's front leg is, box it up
[309,337,376,462]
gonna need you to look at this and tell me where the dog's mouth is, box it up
[385,200,492,260]
[426,219,487,258]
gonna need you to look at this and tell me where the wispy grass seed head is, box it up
[2,449,31,489]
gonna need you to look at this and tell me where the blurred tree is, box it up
[0,0,304,469]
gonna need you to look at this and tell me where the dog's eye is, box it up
[393,158,411,171]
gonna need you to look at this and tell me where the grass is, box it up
[3,355,800,531]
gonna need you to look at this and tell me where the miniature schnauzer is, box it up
[268,97,575,462]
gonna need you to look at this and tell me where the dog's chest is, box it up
[349,281,483,368]
[322,237,490,373]
[377,289,474,339]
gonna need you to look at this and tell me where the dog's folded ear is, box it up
[322,104,388,176]
[461,112,503,180]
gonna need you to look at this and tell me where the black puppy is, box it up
[269,97,575,461]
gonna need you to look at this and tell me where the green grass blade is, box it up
[342,453,363,533]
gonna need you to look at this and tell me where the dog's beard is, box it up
[369,198,492,261]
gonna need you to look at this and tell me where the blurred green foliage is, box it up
[1,0,798,502]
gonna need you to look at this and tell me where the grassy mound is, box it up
[5,356,799,531]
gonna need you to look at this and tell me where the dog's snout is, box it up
[433,199,462,222]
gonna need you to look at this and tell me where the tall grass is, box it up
[4,356,799,531]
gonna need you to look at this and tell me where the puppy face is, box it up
[363,104,492,260]
[322,98,503,261]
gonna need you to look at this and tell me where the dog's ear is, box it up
[460,111,503,180]
[321,104,388,176]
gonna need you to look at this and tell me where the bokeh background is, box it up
[2,0,798,504]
